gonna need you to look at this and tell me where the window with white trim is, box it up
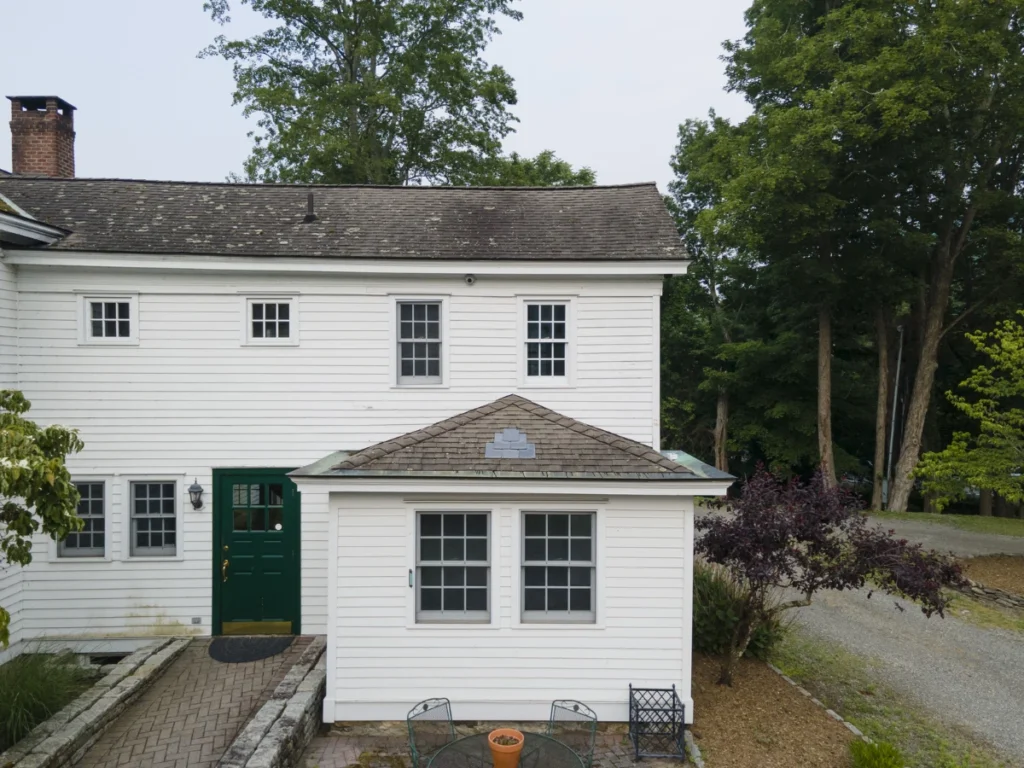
[397,301,442,384]
[59,482,105,557]
[130,482,177,556]
[82,296,138,344]
[247,299,294,343]
[416,512,489,622]
[522,512,595,622]
[525,303,567,378]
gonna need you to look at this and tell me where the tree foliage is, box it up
[0,391,84,647]
[465,150,595,187]
[202,0,522,184]
[915,313,1024,510]
[697,467,963,685]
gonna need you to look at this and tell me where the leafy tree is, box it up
[698,467,962,686]
[0,391,84,647]
[202,0,521,184]
[915,312,1024,510]
[465,150,595,187]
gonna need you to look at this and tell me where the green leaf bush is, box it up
[850,740,906,768]
[0,651,95,752]
[692,560,786,660]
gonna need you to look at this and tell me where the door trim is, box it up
[212,467,300,636]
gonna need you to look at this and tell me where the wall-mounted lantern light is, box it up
[188,479,204,510]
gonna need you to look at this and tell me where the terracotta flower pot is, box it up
[488,728,525,768]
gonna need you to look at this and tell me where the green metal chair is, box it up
[407,698,456,768]
[547,699,598,768]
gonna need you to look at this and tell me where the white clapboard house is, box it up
[0,96,732,723]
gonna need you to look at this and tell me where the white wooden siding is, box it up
[328,493,694,723]
[0,256,16,387]
[9,266,662,639]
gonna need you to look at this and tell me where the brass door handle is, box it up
[222,559,229,582]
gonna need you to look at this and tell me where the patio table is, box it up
[427,731,584,768]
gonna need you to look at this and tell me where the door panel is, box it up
[216,470,299,635]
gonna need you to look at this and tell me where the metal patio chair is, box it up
[407,697,456,768]
[547,699,598,768]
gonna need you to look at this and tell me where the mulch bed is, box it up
[960,555,1024,596]
[691,653,852,768]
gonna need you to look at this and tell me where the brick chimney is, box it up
[7,96,76,177]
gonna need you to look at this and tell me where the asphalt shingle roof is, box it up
[0,177,682,261]
[299,394,703,479]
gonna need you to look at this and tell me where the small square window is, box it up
[82,297,137,344]
[246,299,296,344]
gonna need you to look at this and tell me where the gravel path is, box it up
[865,515,1024,557]
[792,589,1024,763]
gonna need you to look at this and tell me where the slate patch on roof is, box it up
[297,394,702,479]
[0,178,682,261]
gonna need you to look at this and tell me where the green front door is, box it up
[214,469,300,635]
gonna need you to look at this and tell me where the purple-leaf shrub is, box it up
[697,466,964,685]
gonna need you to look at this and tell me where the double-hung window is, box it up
[81,296,138,344]
[59,482,105,557]
[130,481,177,556]
[397,301,442,384]
[247,299,294,344]
[525,303,567,379]
[522,512,595,623]
[416,512,489,622]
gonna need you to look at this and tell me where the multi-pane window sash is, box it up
[417,512,489,622]
[526,303,567,377]
[398,302,442,383]
[251,302,291,340]
[130,482,177,556]
[89,301,131,339]
[60,482,105,557]
[522,512,595,622]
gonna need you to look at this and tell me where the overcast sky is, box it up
[0,0,751,191]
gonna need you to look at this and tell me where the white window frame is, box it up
[77,294,139,346]
[520,510,597,624]
[121,476,185,560]
[517,296,575,388]
[389,295,449,388]
[414,510,491,623]
[242,296,299,346]
[53,478,110,561]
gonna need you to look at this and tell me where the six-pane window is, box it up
[250,301,291,340]
[89,300,131,339]
[398,302,442,383]
[417,512,489,621]
[60,482,105,557]
[526,303,567,377]
[523,512,595,622]
[130,482,177,556]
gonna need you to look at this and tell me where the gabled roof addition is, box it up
[294,395,730,481]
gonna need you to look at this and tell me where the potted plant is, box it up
[488,728,525,768]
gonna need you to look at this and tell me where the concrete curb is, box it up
[765,663,871,745]
[0,637,191,768]
[217,636,327,768]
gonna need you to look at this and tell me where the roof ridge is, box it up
[0,177,659,192]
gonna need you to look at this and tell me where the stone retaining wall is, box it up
[218,636,327,768]
[0,637,190,768]
[956,580,1024,610]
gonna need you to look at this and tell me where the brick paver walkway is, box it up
[75,637,309,768]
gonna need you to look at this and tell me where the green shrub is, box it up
[0,652,95,751]
[850,740,906,768]
[693,561,786,660]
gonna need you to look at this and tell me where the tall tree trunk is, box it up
[979,489,993,517]
[871,307,890,511]
[889,254,956,512]
[713,389,729,472]
[818,305,837,488]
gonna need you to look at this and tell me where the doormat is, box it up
[209,636,294,664]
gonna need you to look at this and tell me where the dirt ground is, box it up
[691,653,852,768]
[960,555,1024,595]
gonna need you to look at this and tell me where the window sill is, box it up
[510,622,605,630]
[78,341,139,347]
[405,623,501,630]
[519,381,575,390]
[51,555,112,564]
[123,555,185,563]
[391,383,450,391]
[241,341,300,348]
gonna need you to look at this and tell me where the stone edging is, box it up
[765,663,871,745]
[218,636,327,768]
[955,580,1024,610]
[0,636,191,768]
[683,730,705,768]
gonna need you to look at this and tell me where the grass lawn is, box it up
[770,630,1011,768]
[869,511,1024,538]
[691,652,852,768]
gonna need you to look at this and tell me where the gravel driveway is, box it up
[864,514,1024,557]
